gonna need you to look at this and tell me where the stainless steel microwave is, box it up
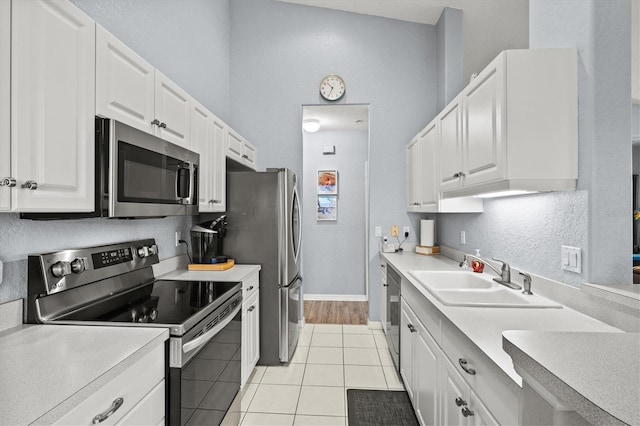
[22,117,199,219]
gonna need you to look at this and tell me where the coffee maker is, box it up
[191,215,228,264]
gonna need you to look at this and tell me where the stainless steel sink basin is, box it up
[408,270,562,309]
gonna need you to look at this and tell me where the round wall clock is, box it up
[319,74,346,101]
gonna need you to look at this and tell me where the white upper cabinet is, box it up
[96,26,192,149]
[154,70,191,148]
[95,25,155,135]
[227,127,257,170]
[10,0,95,212]
[407,113,482,213]
[192,101,226,213]
[0,0,10,211]
[440,48,578,198]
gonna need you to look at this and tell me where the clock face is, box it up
[319,75,345,101]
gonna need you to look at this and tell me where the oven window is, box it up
[118,141,182,203]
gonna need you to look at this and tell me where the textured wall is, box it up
[302,128,368,296]
[437,0,632,287]
[229,0,436,320]
[71,0,232,122]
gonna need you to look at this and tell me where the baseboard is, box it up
[304,294,368,302]
[367,320,382,330]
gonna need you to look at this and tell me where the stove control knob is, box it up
[51,261,71,278]
[137,245,158,258]
[70,258,85,274]
[148,245,157,256]
[148,309,158,321]
[138,314,148,323]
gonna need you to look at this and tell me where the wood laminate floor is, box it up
[303,300,368,325]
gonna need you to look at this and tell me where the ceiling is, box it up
[303,105,369,132]
[274,0,469,25]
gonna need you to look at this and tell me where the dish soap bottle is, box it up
[472,249,485,273]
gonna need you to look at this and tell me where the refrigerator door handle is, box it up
[292,186,302,263]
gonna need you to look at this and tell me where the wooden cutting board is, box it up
[188,260,235,271]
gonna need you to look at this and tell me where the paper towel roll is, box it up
[420,220,435,247]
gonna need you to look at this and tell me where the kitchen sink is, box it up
[408,270,562,308]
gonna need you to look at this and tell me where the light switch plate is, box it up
[375,226,382,237]
[561,246,581,273]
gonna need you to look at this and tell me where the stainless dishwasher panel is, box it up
[386,266,401,372]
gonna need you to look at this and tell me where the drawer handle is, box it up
[407,324,417,333]
[458,358,476,375]
[246,285,254,291]
[462,407,475,417]
[455,397,467,407]
[92,397,124,424]
[248,305,255,312]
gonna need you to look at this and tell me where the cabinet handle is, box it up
[453,173,460,178]
[458,358,476,375]
[92,397,124,424]
[383,284,389,287]
[462,407,475,417]
[212,199,221,204]
[0,177,16,187]
[21,180,38,190]
[407,324,417,333]
[242,154,248,159]
[151,119,160,126]
[247,285,254,291]
[248,305,255,312]
[455,397,467,407]
[159,122,167,128]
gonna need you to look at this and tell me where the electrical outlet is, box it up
[460,231,466,245]
[175,231,181,247]
[403,226,410,237]
[391,226,399,237]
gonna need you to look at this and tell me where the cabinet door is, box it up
[226,127,244,163]
[0,0,10,211]
[210,115,227,211]
[406,137,420,211]
[380,260,387,334]
[243,140,257,170]
[11,0,95,212]
[438,97,463,193]
[469,389,500,426]
[192,100,213,212]
[154,71,191,148]
[241,290,260,387]
[462,58,505,187]
[400,299,416,402]
[96,25,155,134]
[418,122,438,210]
[441,356,470,426]
[414,320,439,426]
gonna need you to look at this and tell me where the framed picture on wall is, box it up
[317,170,338,194]
[317,195,337,221]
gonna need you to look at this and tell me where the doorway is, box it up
[301,105,370,307]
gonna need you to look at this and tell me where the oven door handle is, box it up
[182,304,241,354]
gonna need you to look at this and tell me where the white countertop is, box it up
[0,324,168,425]
[503,330,640,426]
[157,264,261,283]
[381,252,622,387]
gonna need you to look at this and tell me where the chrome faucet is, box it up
[459,254,521,290]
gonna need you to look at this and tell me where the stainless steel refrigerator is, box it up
[225,168,302,365]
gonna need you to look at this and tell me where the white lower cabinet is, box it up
[55,344,165,425]
[241,272,260,387]
[381,258,388,333]
[400,298,439,425]
[400,282,518,426]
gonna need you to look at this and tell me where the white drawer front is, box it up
[116,380,165,425]
[56,344,165,425]
[243,272,259,299]
[441,319,519,425]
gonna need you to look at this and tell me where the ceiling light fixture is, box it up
[303,119,320,133]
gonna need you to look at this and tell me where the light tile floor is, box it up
[239,324,404,426]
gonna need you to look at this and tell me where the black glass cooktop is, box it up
[58,280,240,326]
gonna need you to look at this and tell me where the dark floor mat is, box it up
[347,389,419,426]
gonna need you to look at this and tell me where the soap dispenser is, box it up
[472,249,485,273]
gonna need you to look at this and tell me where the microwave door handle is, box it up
[176,162,193,203]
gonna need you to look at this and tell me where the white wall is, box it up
[436,8,463,111]
[302,128,368,297]
[229,0,437,320]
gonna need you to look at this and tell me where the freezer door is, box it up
[279,276,302,362]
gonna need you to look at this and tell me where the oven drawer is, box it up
[55,344,165,425]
